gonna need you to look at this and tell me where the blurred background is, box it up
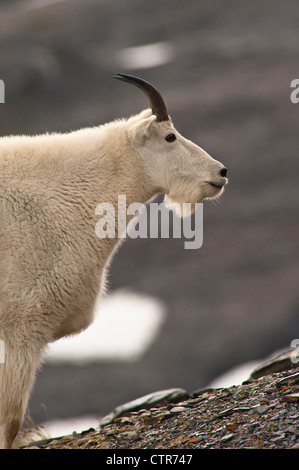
[1,0,299,435]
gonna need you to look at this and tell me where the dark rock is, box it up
[99,388,189,427]
[275,372,299,387]
[281,394,299,404]
[250,349,299,380]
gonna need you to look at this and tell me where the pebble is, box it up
[234,406,253,413]
[284,426,297,434]
[115,417,134,425]
[169,406,188,414]
[140,412,151,418]
[146,431,160,437]
[271,434,285,442]
[269,415,280,421]
[276,372,299,387]
[187,397,205,405]
[221,433,235,442]
[119,431,139,440]
[254,405,270,414]
[219,407,234,417]
[265,387,277,394]
[226,423,237,431]
[281,393,299,403]
[246,422,259,429]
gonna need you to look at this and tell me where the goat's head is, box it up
[114,73,228,214]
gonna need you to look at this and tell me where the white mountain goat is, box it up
[0,74,227,448]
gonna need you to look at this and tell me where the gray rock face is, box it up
[251,349,299,380]
[100,388,189,427]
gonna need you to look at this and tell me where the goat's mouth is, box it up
[204,180,227,199]
[206,181,226,189]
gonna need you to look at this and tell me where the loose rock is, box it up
[99,388,189,427]
[22,369,299,449]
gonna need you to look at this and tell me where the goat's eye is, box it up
[165,133,176,143]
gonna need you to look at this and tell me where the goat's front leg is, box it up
[0,337,42,449]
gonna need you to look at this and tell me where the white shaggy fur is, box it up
[0,104,227,448]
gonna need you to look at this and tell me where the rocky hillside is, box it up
[21,364,299,450]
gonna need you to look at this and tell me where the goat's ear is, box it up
[130,115,157,145]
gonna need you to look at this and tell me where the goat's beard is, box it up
[164,194,200,218]
[164,182,224,217]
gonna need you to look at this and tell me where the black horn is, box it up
[113,73,169,122]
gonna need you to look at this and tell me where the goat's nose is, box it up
[220,167,227,178]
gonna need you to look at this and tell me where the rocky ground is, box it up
[20,366,299,450]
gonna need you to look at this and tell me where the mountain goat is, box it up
[0,74,227,448]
